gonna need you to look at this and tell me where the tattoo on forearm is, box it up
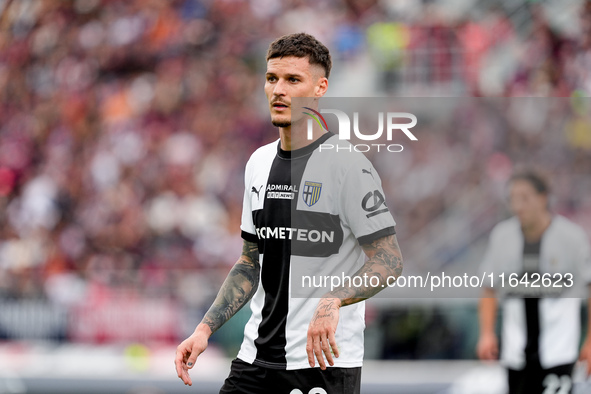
[329,235,403,307]
[312,300,338,323]
[202,240,260,333]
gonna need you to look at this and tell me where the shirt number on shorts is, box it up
[542,373,572,394]
[290,388,328,394]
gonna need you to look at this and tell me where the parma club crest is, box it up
[302,181,322,206]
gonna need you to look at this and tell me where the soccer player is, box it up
[174,33,403,393]
[477,171,591,394]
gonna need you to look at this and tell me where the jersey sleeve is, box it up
[240,158,258,243]
[478,223,510,291]
[574,230,591,285]
[478,229,498,283]
[339,158,396,245]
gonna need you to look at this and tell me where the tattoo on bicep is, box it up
[202,240,260,333]
[241,240,260,265]
[363,235,403,278]
[330,235,403,306]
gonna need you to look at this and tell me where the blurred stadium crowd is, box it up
[0,0,590,357]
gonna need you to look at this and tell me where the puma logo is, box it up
[251,185,263,200]
[362,168,374,178]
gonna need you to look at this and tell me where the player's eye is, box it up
[267,75,277,82]
[289,77,299,83]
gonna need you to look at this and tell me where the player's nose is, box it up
[273,79,288,96]
[511,204,526,218]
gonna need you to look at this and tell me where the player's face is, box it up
[265,56,327,127]
[509,180,548,227]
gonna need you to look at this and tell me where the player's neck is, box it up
[521,211,552,242]
[279,122,325,151]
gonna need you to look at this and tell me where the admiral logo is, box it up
[303,107,417,152]
[266,184,298,200]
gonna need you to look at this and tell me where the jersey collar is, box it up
[277,132,334,160]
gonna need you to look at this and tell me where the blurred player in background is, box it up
[175,33,403,394]
[477,171,591,394]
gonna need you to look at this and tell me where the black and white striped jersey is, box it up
[238,132,396,370]
[480,215,591,370]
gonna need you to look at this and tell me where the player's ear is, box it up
[315,76,328,97]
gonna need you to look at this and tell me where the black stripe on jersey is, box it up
[357,226,396,246]
[252,134,332,368]
[523,239,541,363]
[252,150,292,367]
[242,230,258,243]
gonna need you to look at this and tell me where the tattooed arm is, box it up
[201,240,260,333]
[306,234,403,370]
[331,234,403,305]
[175,240,260,386]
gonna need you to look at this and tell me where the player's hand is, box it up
[476,332,499,360]
[175,324,211,386]
[307,297,340,370]
[578,336,591,376]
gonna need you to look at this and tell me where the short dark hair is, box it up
[266,33,332,79]
[509,170,550,195]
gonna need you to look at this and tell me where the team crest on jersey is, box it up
[302,181,322,206]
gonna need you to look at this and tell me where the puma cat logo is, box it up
[251,185,263,200]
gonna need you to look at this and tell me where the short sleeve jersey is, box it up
[238,132,396,370]
[479,215,591,369]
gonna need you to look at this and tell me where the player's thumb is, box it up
[491,346,499,359]
[187,351,199,369]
